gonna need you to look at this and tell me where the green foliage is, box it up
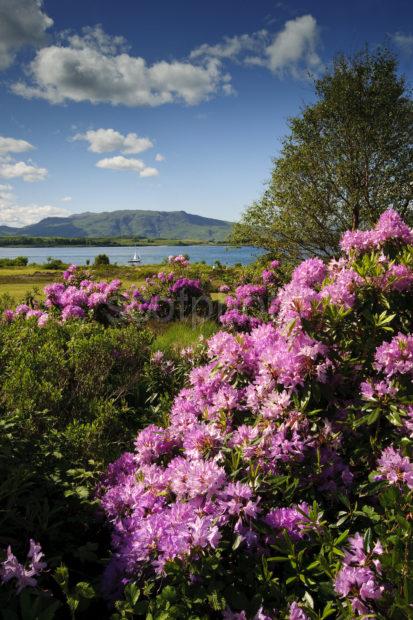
[0,321,152,606]
[0,321,151,426]
[0,312,200,617]
[233,48,413,263]
[44,257,66,270]
[0,256,28,267]
[93,253,110,267]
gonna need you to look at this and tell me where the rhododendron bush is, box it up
[219,259,281,331]
[98,210,413,618]
[3,256,213,326]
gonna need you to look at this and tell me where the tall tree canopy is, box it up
[233,48,413,262]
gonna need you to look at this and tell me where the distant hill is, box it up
[0,210,234,241]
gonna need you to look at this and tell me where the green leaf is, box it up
[74,581,95,600]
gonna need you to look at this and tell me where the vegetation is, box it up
[232,48,413,262]
[0,319,200,618]
[0,261,255,307]
[0,211,412,618]
[94,253,110,267]
[0,256,28,267]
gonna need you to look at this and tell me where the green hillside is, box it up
[0,210,233,241]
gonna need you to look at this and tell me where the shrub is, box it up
[3,259,218,326]
[0,256,28,267]
[44,257,66,270]
[0,320,153,428]
[98,209,413,618]
[0,318,187,617]
[94,254,110,267]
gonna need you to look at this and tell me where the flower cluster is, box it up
[340,208,413,254]
[334,534,384,616]
[0,541,46,594]
[219,261,280,330]
[375,446,413,489]
[221,211,413,334]
[3,265,123,325]
[123,268,209,320]
[99,323,328,592]
[374,332,413,378]
[168,254,189,267]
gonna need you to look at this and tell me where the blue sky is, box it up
[0,0,412,227]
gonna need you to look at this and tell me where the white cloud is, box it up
[0,0,53,70]
[73,128,153,154]
[12,25,229,107]
[96,155,159,177]
[0,136,34,154]
[392,32,413,54]
[96,155,144,172]
[139,167,159,177]
[65,24,129,55]
[0,157,48,182]
[0,184,69,227]
[155,153,165,162]
[261,15,322,77]
[61,196,72,202]
[190,15,322,79]
[190,30,268,61]
[0,183,13,196]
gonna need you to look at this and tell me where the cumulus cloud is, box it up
[0,184,69,227]
[0,0,53,70]
[392,32,413,54]
[73,128,153,154]
[261,15,322,76]
[190,15,322,79]
[96,155,159,177]
[0,136,34,154]
[61,196,72,202]
[155,153,165,162]
[12,25,230,106]
[0,157,48,182]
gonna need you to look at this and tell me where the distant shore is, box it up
[0,237,231,248]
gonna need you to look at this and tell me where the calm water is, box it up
[0,245,264,266]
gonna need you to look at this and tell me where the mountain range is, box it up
[0,210,233,241]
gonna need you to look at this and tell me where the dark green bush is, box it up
[0,256,28,267]
[0,319,159,616]
[0,320,152,427]
[44,257,67,270]
[93,254,110,267]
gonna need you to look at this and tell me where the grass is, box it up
[0,267,59,303]
[0,282,46,300]
[0,263,234,305]
[151,320,219,354]
[0,266,149,303]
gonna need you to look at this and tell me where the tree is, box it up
[94,253,110,267]
[232,48,413,262]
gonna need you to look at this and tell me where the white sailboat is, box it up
[128,249,141,264]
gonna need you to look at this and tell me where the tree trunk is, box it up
[352,205,360,230]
